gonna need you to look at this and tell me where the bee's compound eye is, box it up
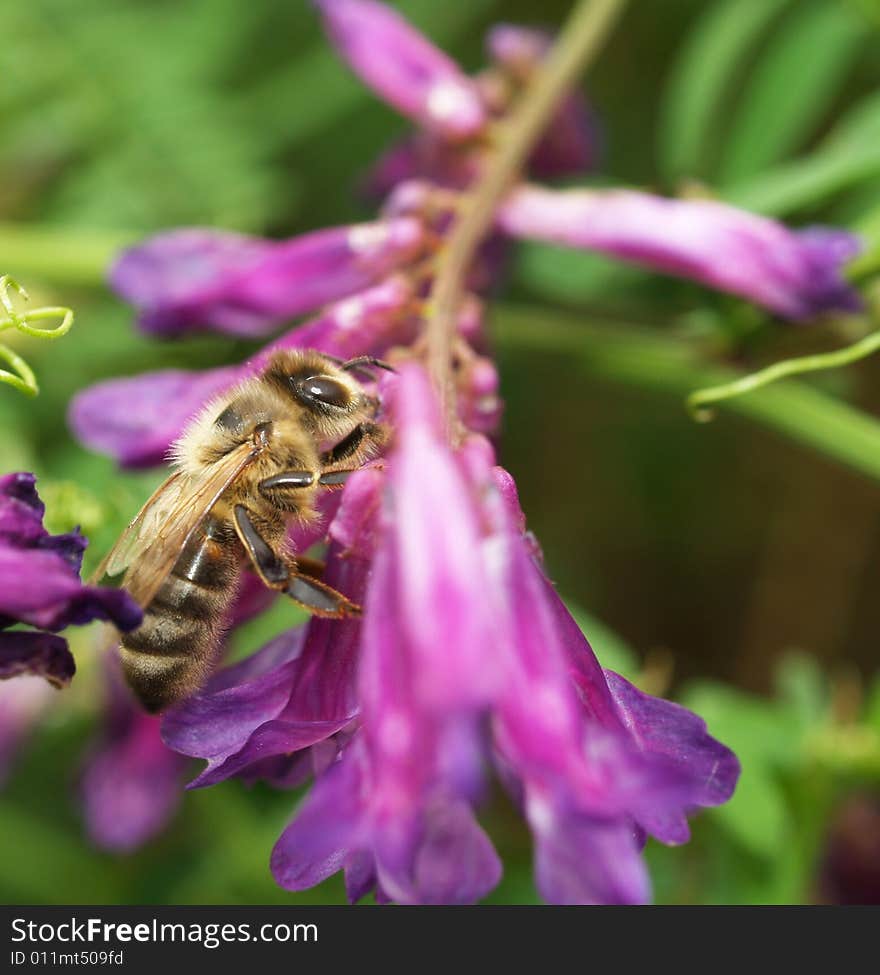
[213,403,244,433]
[295,375,350,409]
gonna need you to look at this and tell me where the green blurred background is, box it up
[1,0,880,904]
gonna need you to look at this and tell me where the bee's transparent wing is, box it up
[88,471,186,583]
[97,441,261,611]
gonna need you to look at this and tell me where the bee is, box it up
[91,349,390,713]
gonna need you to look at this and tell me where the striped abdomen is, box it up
[118,513,241,712]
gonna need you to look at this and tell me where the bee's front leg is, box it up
[232,504,360,619]
[319,422,387,486]
[320,424,369,466]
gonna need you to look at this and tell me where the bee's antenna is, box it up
[340,356,396,380]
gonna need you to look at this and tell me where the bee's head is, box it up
[264,350,390,436]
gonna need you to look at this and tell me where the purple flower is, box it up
[457,354,503,434]
[110,230,271,337]
[498,185,863,319]
[0,632,75,688]
[69,276,414,467]
[370,368,499,711]
[485,23,553,69]
[0,473,141,687]
[163,366,738,904]
[271,734,502,905]
[364,135,482,198]
[81,657,185,852]
[361,21,598,200]
[477,450,737,903]
[111,218,424,338]
[316,0,486,140]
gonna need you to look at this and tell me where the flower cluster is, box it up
[71,4,862,466]
[70,5,856,382]
[63,0,864,897]
[164,367,738,903]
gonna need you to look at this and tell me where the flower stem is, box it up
[424,0,628,434]
[0,223,134,286]
[687,329,880,422]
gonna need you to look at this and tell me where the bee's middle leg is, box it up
[258,471,315,494]
[320,424,370,466]
[232,504,360,618]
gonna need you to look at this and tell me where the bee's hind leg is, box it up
[292,555,326,580]
[232,504,360,619]
[232,504,287,587]
[285,574,361,618]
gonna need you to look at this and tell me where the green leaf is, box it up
[0,223,130,287]
[825,88,880,150]
[774,652,828,730]
[719,2,867,185]
[848,200,880,279]
[659,0,792,180]
[483,861,540,905]
[846,0,880,27]
[683,682,803,767]
[724,143,880,216]
[0,0,290,231]
[726,87,880,215]
[165,786,345,905]
[712,764,791,861]
[681,682,801,860]
[0,802,124,903]
[863,673,880,732]
[513,242,644,304]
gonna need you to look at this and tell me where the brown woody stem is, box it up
[424,0,628,438]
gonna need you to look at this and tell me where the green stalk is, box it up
[0,223,132,287]
[426,0,628,430]
[687,329,880,420]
